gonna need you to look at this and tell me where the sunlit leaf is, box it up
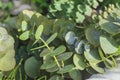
[73,54,86,70]
[35,25,44,39]
[76,11,85,23]
[21,20,27,31]
[19,31,30,40]
[100,35,118,54]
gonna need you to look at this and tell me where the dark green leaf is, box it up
[40,47,55,57]
[46,65,59,72]
[84,49,101,63]
[24,57,41,78]
[57,64,74,74]
[46,33,57,44]
[85,26,100,46]
[50,45,66,56]
[41,60,56,69]
[99,19,120,35]
[69,70,82,80]
[57,52,73,61]
[49,75,62,80]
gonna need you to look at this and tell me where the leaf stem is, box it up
[39,37,61,69]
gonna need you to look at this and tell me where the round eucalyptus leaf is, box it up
[85,27,100,46]
[100,36,118,54]
[84,49,101,63]
[75,40,85,54]
[24,56,41,78]
[65,31,76,45]
[73,54,87,70]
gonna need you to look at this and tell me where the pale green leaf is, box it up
[21,20,27,31]
[73,54,86,70]
[35,25,43,39]
[100,36,118,54]
[19,31,30,40]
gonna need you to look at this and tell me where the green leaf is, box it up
[57,52,73,61]
[57,64,74,74]
[76,11,85,23]
[98,48,116,68]
[73,54,86,70]
[93,0,99,8]
[40,47,55,57]
[85,26,100,46]
[100,36,118,54]
[41,60,56,69]
[69,70,82,80]
[35,25,43,39]
[84,49,101,63]
[99,19,120,35]
[21,20,27,31]
[46,33,57,44]
[19,31,30,40]
[46,65,59,72]
[104,58,116,68]
[85,5,92,16]
[43,20,54,35]
[49,75,62,80]
[50,45,66,56]
[24,56,41,78]
[89,62,104,73]
[21,10,34,19]
[0,1,3,8]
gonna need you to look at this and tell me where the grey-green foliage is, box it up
[16,10,77,79]
[48,0,103,23]
[0,27,16,71]
[14,7,120,79]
